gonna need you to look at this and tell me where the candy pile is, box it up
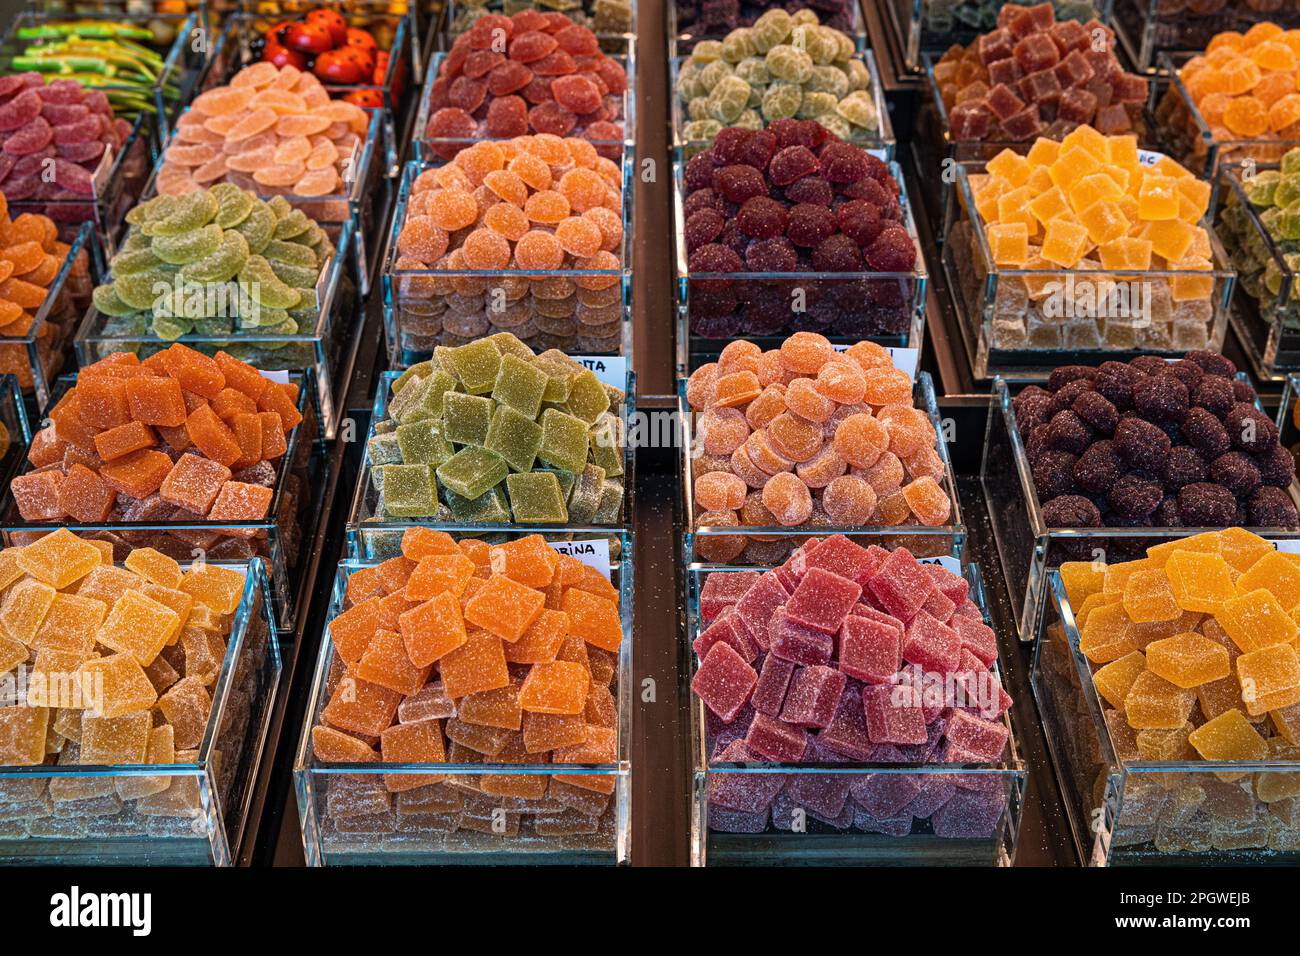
[686,335,951,564]
[1012,352,1299,531]
[693,538,1012,837]
[0,74,133,202]
[1217,146,1300,338]
[311,529,622,841]
[455,0,634,38]
[257,8,407,109]
[424,12,627,159]
[391,134,623,353]
[935,4,1147,141]
[0,194,91,393]
[677,0,859,37]
[1166,24,1300,154]
[0,529,246,774]
[159,62,370,198]
[953,130,1219,352]
[11,345,302,528]
[91,185,335,340]
[683,122,918,338]
[1059,531,1300,850]
[675,9,877,145]
[366,333,624,525]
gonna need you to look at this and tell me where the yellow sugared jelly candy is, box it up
[80,711,151,764]
[1122,568,1181,623]
[1080,600,1138,663]
[1153,155,1195,182]
[1061,123,1110,159]
[973,180,1006,224]
[1236,551,1300,612]
[1216,527,1274,573]
[1141,218,1196,261]
[1100,163,1132,194]
[123,547,183,590]
[1093,650,1147,710]
[1135,722,1196,760]
[1217,588,1299,652]
[1237,643,1300,716]
[1188,708,1268,762]
[1075,591,1120,631]
[1069,171,1125,212]
[1178,176,1212,220]
[1168,256,1214,302]
[1164,550,1236,613]
[1048,145,1103,191]
[1124,669,1197,729]
[1145,631,1232,688]
[1146,531,1220,567]
[96,589,182,665]
[1103,558,1151,595]
[986,222,1030,266]
[1108,134,1140,167]
[179,564,247,615]
[1060,561,1106,606]
[81,652,158,718]
[0,578,56,645]
[1137,173,1180,220]
[14,529,102,589]
[1040,218,1090,267]
[1028,186,1070,226]
[1078,199,1130,245]
[1098,236,1153,270]
[986,148,1032,188]
[1027,137,1061,167]
[0,706,48,764]
[1273,702,1300,744]
[1026,165,1053,195]
[996,186,1036,232]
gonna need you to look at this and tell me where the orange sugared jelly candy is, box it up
[1079,601,1137,663]
[1093,650,1147,711]
[311,725,379,763]
[98,448,173,499]
[97,589,182,665]
[82,652,159,718]
[329,596,381,664]
[1217,588,1299,652]
[487,536,559,588]
[1144,632,1231,688]
[401,527,459,560]
[321,673,402,736]
[124,547,183,590]
[560,587,622,652]
[438,629,510,699]
[124,375,188,427]
[404,553,476,602]
[185,404,241,468]
[1235,551,1300,613]
[159,344,225,399]
[505,608,570,664]
[464,573,546,642]
[397,591,468,667]
[354,628,431,696]
[1124,669,1196,729]
[179,563,245,615]
[519,660,590,715]
[380,720,448,792]
[1236,643,1300,716]
[1188,708,1268,762]
[1164,550,1236,613]
[15,528,101,589]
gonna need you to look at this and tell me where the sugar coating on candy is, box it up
[687,334,950,556]
[0,530,246,797]
[1060,528,1300,849]
[936,11,1145,143]
[694,536,1013,836]
[14,347,297,532]
[1012,352,1296,532]
[312,531,624,836]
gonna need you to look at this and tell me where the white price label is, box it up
[1137,149,1167,167]
[916,554,962,574]
[549,538,612,579]
[571,355,626,389]
[832,344,918,379]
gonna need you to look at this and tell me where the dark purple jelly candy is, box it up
[712,164,767,203]
[739,130,778,170]
[1032,450,1078,500]
[837,199,882,246]
[1044,409,1092,455]
[1109,472,1163,520]
[688,242,743,274]
[1191,375,1235,419]
[1133,374,1189,425]
[1074,440,1124,495]
[1182,406,1231,458]
[685,208,726,251]
[1071,390,1118,434]
[736,195,788,240]
[1224,403,1278,454]
[811,233,862,272]
[818,141,869,184]
[684,151,715,191]
[711,126,755,165]
[1041,494,1102,528]
[863,224,916,272]
[1113,417,1170,471]
[1210,452,1262,498]
[1048,365,1100,392]
[784,175,833,207]
[1185,349,1236,378]
[1254,444,1297,488]
[1162,446,1208,491]
[1248,486,1299,528]
[683,186,724,218]
[1177,482,1237,527]
[743,236,797,273]
[785,202,835,248]
[768,145,819,186]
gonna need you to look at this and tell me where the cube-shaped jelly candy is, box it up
[1237,644,1300,717]
[82,652,158,718]
[538,408,591,474]
[863,683,926,745]
[492,353,549,419]
[769,607,835,666]
[436,448,509,502]
[731,571,791,651]
[744,712,808,761]
[902,610,961,674]
[866,548,935,622]
[784,567,861,634]
[97,590,181,665]
[506,471,569,523]
[15,528,102,590]
[440,630,510,700]
[1145,632,1231,689]
[839,613,902,683]
[1124,669,1195,730]
[1187,709,1268,763]
[944,708,1009,762]
[779,665,846,729]
[1217,588,1299,653]
[1093,650,1147,711]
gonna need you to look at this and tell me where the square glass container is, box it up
[1,223,93,410]
[140,108,386,297]
[3,109,156,258]
[0,557,280,866]
[294,539,632,865]
[686,560,1027,866]
[346,367,634,559]
[981,377,1300,644]
[74,220,362,440]
[1,370,327,631]
[667,50,894,161]
[413,43,635,163]
[887,0,1113,75]
[1111,0,1300,75]
[942,162,1235,382]
[669,0,865,58]
[1215,164,1300,383]
[673,158,927,374]
[200,11,416,180]
[679,371,965,567]
[1032,566,1300,865]
[0,11,207,142]
[381,158,633,367]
